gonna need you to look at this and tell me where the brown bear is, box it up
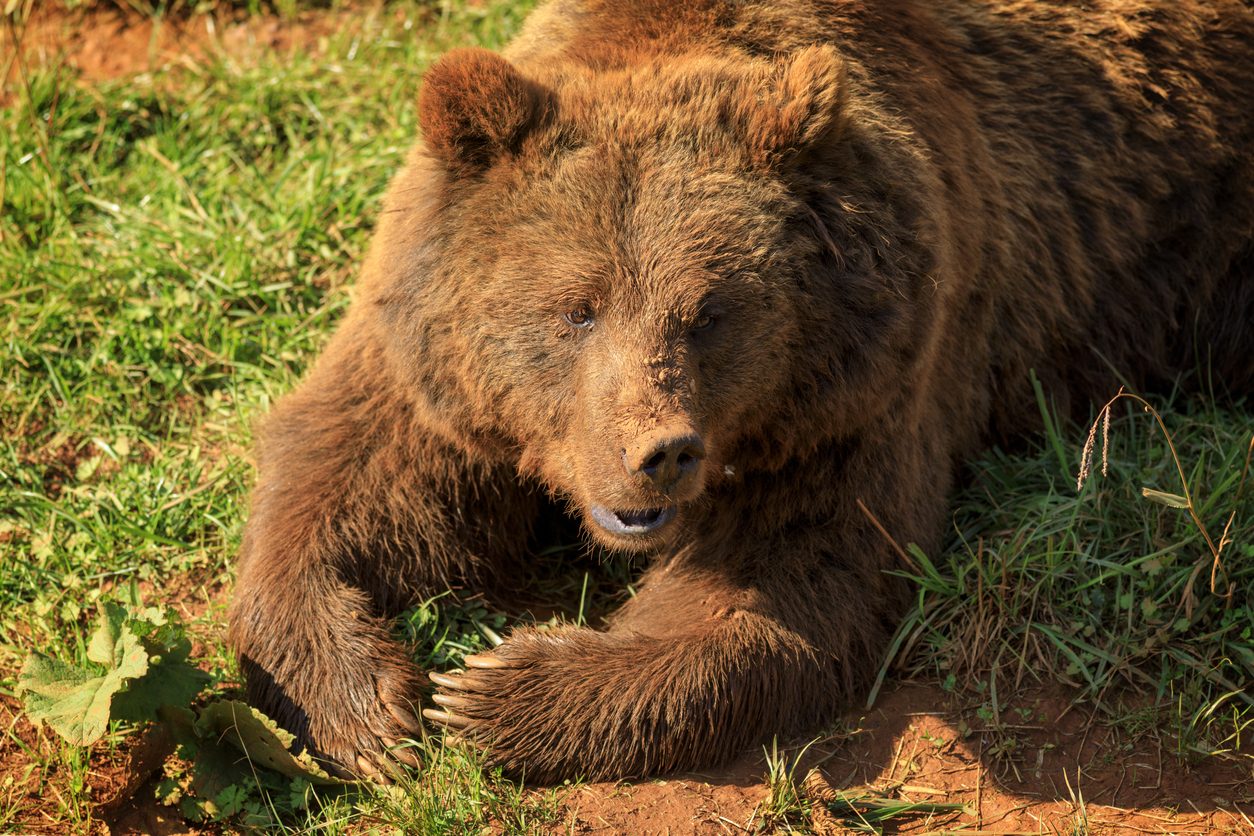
[229,0,1254,783]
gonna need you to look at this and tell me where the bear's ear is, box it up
[418,47,548,175]
[748,45,849,169]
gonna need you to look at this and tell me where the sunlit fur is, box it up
[230,0,1254,782]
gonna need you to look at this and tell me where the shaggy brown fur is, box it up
[230,0,1254,782]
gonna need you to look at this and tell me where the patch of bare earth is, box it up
[0,693,173,836]
[6,4,1253,835]
[548,764,768,835]
[2,574,230,835]
[534,684,1253,835]
[7,0,362,87]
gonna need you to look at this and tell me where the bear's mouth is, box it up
[590,503,677,536]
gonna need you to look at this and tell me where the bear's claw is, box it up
[386,702,423,735]
[355,753,400,785]
[464,653,510,669]
[431,692,471,710]
[423,707,473,729]
[383,737,422,768]
[427,671,466,690]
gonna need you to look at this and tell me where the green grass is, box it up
[879,389,1254,762]
[2,0,1252,832]
[0,1,555,831]
[1,0,536,639]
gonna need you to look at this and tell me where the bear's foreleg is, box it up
[426,554,902,781]
[230,332,540,777]
[426,430,940,781]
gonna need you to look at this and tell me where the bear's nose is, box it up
[623,426,706,491]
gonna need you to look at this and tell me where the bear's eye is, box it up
[692,314,715,332]
[565,310,595,329]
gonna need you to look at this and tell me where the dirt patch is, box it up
[527,684,1254,834]
[1,693,213,836]
[551,763,768,835]
[106,785,208,836]
[7,0,377,86]
[820,684,1253,833]
[1,694,133,835]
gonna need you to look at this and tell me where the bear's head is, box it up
[385,44,934,551]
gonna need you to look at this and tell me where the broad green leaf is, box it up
[189,735,252,800]
[1141,488,1190,508]
[86,601,153,683]
[111,650,212,724]
[87,600,133,668]
[19,630,148,746]
[18,654,111,747]
[196,701,348,785]
[159,700,351,803]
[18,602,166,746]
[159,703,247,799]
[113,608,211,724]
[159,703,205,760]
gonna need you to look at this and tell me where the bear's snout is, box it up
[623,425,706,493]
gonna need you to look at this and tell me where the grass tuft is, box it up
[879,388,1254,756]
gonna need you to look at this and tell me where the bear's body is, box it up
[230,0,1254,781]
